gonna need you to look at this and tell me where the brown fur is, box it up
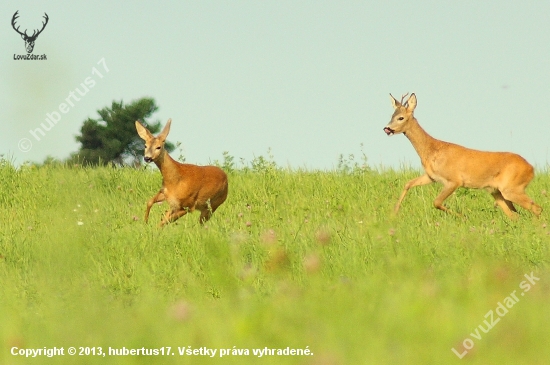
[384,93,541,219]
[135,119,228,226]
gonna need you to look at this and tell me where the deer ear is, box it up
[406,94,417,112]
[390,94,400,109]
[135,121,153,140]
[158,119,171,141]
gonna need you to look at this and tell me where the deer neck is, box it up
[154,151,182,184]
[403,118,439,166]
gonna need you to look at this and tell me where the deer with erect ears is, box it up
[135,119,228,226]
[383,93,542,219]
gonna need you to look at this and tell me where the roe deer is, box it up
[135,119,228,226]
[383,93,541,219]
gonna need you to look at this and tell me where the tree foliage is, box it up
[69,98,174,166]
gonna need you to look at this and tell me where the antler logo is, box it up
[12,10,49,54]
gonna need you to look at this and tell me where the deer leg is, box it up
[199,208,212,224]
[159,208,189,227]
[501,189,542,216]
[199,189,229,224]
[394,174,434,214]
[491,190,518,219]
[196,199,215,224]
[145,191,165,223]
[209,187,228,214]
[433,182,459,214]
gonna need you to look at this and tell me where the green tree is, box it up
[69,98,174,166]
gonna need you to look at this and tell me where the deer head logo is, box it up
[12,11,49,54]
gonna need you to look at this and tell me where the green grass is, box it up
[1,159,549,364]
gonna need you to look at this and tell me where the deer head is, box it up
[135,119,172,163]
[384,93,417,136]
[12,11,49,54]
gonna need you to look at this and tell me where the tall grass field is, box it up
[1,156,549,364]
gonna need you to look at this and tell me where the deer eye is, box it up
[398,117,404,121]
[156,146,161,150]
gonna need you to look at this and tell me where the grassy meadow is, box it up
[0,155,549,364]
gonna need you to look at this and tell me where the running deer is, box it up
[383,93,542,219]
[135,119,228,226]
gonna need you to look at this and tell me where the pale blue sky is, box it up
[2,1,549,169]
